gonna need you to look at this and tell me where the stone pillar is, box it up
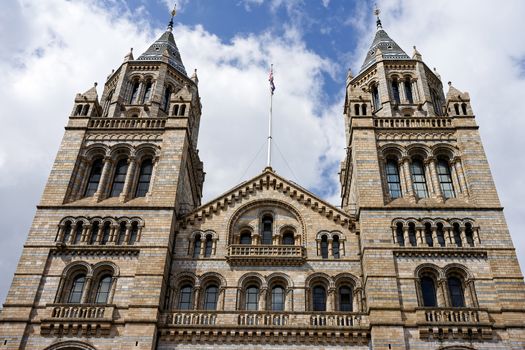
[466,280,478,307]
[392,227,398,245]
[416,227,424,246]
[94,157,112,202]
[81,277,93,304]
[108,224,118,245]
[119,156,136,202]
[437,279,447,307]
[427,157,444,201]
[327,288,335,311]
[444,227,453,247]
[199,240,206,258]
[193,287,201,310]
[473,227,481,246]
[212,238,218,255]
[327,238,333,259]
[460,227,467,247]
[398,158,408,197]
[431,227,438,247]
[401,157,415,200]
[453,157,469,196]
[108,277,118,303]
[218,288,225,311]
[70,156,88,200]
[81,225,91,244]
[403,227,410,246]
[56,224,66,243]
[146,156,159,199]
[286,289,293,312]
[123,224,131,244]
[258,288,267,311]
[449,158,461,197]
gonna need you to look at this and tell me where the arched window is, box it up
[465,223,475,247]
[142,80,152,103]
[320,235,329,259]
[81,104,89,116]
[332,236,340,259]
[110,159,128,197]
[424,223,433,247]
[178,285,193,310]
[84,158,104,197]
[385,158,402,199]
[431,89,441,115]
[454,103,460,115]
[95,275,112,304]
[240,230,252,245]
[67,274,86,303]
[129,222,138,244]
[103,90,113,116]
[117,222,126,245]
[135,158,153,197]
[453,223,462,247]
[437,159,455,198]
[461,103,467,115]
[179,104,186,116]
[411,159,428,198]
[204,235,213,257]
[361,103,367,115]
[339,286,353,311]
[437,223,446,247]
[62,221,72,243]
[354,104,360,116]
[371,84,380,111]
[100,222,111,245]
[396,223,404,246]
[261,215,273,244]
[271,285,285,311]
[89,222,99,245]
[73,222,83,244]
[404,78,413,104]
[162,86,172,111]
[408,223,417,247]
[312,285,326,311]
[282,231,294,245]
[74,105,82,115]
[193,234,201,258]
[130,80,140,103]
[448,276,465,307]
[203,285,218,310]
[420,276,437,307]
[391,78,400,104]
[245,285,259,311]
[172,104,179,116]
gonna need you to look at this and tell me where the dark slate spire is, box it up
[137,5,187,76]
[360,7,410,73]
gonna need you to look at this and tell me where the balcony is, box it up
[226,244,306,266]
[416,307,493,340]
[88,117,166,130]
[40,304,115,336]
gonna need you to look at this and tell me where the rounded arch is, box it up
[316,230,331,240]
[434,218,451,229]
[419,217,434,228]
[380,143,405,160]
[59,216,76,227]
[199,272,226,288]
[171,271,198,288]
[406,143,431,159]
[266,272,293,289]
[443,263,472,280]
[62,261,92,278]
[238,272,267,289]
[44,341,97,350]
[432,143,458,160]
[405,218,421,228]
[305,272,334,290]
[333,272,360,289]
[227,199,305,245]
[414,263,442,279]
[391,218,407,228]
[109,143,133,160]
[92,261,120,277]
[100,217,117,227]
[82,144,109,159]
[135,143,160,161]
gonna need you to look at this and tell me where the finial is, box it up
[374,4,382,29]
[167,4,177,32]
[448,81,452,86]
[94,82,98,87]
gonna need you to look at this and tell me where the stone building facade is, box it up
[1,12,525,350]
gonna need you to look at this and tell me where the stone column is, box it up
[123,223,131,244]
[437,279,447,307]
[416,226,424,246]
[94,157,112,202]
[327,288,335,311]
[199,240,206,258]
[218,288,225,311]
[286,289,293,312]
[444,227,453,247]
[119,156,136,202]
[80,225,91,244]
[449,159,461,198]
[403,227,410,246]
[327,238,333,259]
[108,277,118,304]
[108,224,118,245]
[212,238,218,255]
[453,157,469,197]
[401,157,415,200]
[431,227,438,247]
[258,288,267,311]
[193,287,201,310]
[81,277,93,303]
[460,227,467,247]
[473,227,481,246]
[56,224,66,243]
[466,280,478,307]
[398,158,409,198]
[146,156,159,199]
[70,156,88,200]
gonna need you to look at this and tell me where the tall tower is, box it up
[340,12,525,349]
[0,11,204,350]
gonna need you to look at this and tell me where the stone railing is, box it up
[374,117,452,129]
[161,311,368,329]
[416,307,490,326]
[88,118,166,130]
[40,304,115,336]
[227,245,306,266]
[45,304,114,321]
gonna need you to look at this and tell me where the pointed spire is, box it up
[124,48,134,62]
[346,68,353,84]
[374,5,382,29]
[191,69,199,85]
[433,67,442,81]
[412,46,422,60]
[167,5,177,32]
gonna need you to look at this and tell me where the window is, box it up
[465,223,475,247]
[313,285,326,311]
[84,158,104,197]
[142,81,152,103]
[193,235,201,258]
[408,223,417,247]
[424,223,433,247]
[117,222,126,245]
[396,223,404,246]
[320,235,328,259]
[75,105,82,115]
[282,231,294,245]
[179,104,186,116]
[129,222,138,244]
[110,159,128,197]
[271,286,285,311]
[103,90,113,116]
[332,236,340,259]
[361,103,367,115]
[453,223,462,247]
[461,103,467,115]
[67,274,86,303]
[448,277,465,307]
[178,285,193,310]
[245,285,259,311]
[386,159,402,199]
[204,235,213,257]
[95,275,112,304]
[172,104,179,116]
[130,81,140,103]
[339,286,353,311]
[411,159,428,198]
[262,215,273,244]
[240,230,252,245]
[203,285,218,310]
[404,78,413,104]
[81,104,89,116]
[162,86,172,111]
[431,89,442,116]
[437,159,455,198]
[420,276,437,307]
[62,222,72,243]
[89,222,99,244]
[372,84,380,111]
[454,103,460,115]
[437,223,446,247]
[391,78,400,104]
[354,104,360,116]
[73,222,83,244]
[135,159,153,197]
[101,222,111,245]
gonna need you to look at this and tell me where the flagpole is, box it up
[266,64,274,169]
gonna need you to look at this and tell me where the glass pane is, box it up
[421,277,437,307]
[204,237,213,257]
[339,286,353,311]
[411,160,428,198]
[332,237,340,259]
[204,286,218,310]
[178,285,193,310]
[110,159,128,197]
[85,159,103,197]
[437,160,455,198]
[89,223,99,244]
[282,232,294,245]
[313,286,326,311]
[262,216,273,244]
[240,232,252,245]
[448,277,465,307]
[272,286,285,311]
[320,236,328,259]
[135,159,153,197]
[386,160,402,198]
[95,275,112,304]
[193,236,201,258]
[246,286,259,311]
[404,80,413,104]
[129,224,138,244]
[101,224,110,245]
[117,224,126,245]
[73,223,83,244]
[68,275,86,303]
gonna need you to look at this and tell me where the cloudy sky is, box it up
[0,0,524,303]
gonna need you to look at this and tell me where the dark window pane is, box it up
[73,222,83,244]
[404,79,414,104]
[392,80,400,104]
[95,275,112,304]
[453,224,462,247]
[135,159,153,197]
[110,159,128,197]
[262,215,273,244]
[271,286,285,311]
[396,224,405,246]
[332,236,340,259]
[448,277,465,307]
[84,159,103,197]
[421,277,437,307]
[101,223,110,245]
[68,274,86,303]
[240,231,252,245]
[282,232,294,245]
[117,223,126,245]
[411,160,428,198]
[408,224,417,246]
[129,223,138,244]
[339,286,353,311]
[193,235,201,258]
[437,159,455,198]
[143,81,152,103]
[130,81,140,103]
[204,236,213,257]
[62,222,72,243]
[320,235,328,259]
[246,286,259,311]
[313,286,326,311]
[425,225,433,247]
[178,285,193,310]
[386,160,402,198]
[204,285,218,310]
[89,222,99,245]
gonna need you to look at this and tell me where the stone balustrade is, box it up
[374,117,452,129]
[417,307,490,326]
[45,304,114,321]
[89,118,166,129]
[227,245,306,266]
[40,304,115,336]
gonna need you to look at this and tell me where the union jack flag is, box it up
[269,65,275,95]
